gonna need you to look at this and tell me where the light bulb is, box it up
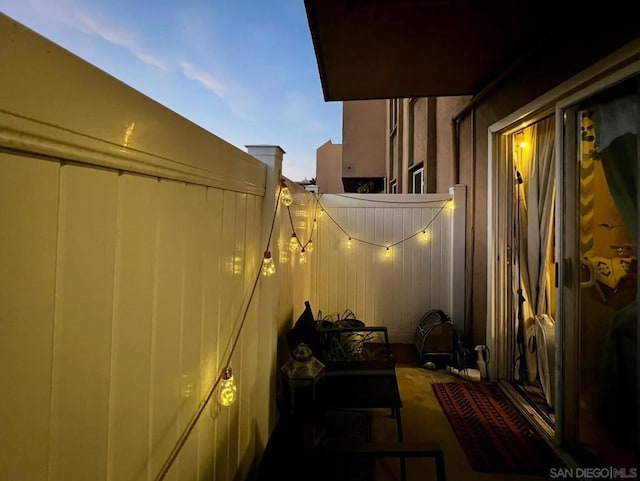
[306,240,314,253]
[218,367,237,407]
[312,218,318,230]
[346,237,352,249]
[289,233,299,252]
[422,230,430,241]
[448,199,455,210]
[385,247,391,259]
[299,248,307,264]
[262,251,276,276]
[318,208,324,218]
[281,186,293,207]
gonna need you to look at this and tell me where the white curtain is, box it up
[514,117,556,385]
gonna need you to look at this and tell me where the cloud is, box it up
[179,61,257,121]
[73,9,168,70]
[179,61,226,97]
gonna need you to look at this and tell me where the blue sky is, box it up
[0,0,342,181]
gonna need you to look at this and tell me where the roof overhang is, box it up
[304,0,564,101]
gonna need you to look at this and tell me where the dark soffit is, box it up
[303,0,602,101]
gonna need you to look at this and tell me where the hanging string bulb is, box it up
[299,248,307,264]
[318,208,324,218]
[262,251,276,276]
[422,230,430,241]
[281,184,293,207]
[447,199,455,210]
[385,246,391,259]
[289,233,299,252]
[218,367,237,407]
[306,240,314,253]
[346,237,352,249]
[312,218,318,230]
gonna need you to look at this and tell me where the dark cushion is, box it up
[291,301,323,360]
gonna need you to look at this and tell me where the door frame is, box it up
[487,40,640,446]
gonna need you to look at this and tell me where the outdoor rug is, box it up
[432,381,564,475]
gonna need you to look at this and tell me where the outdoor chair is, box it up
[263,302,446,481]
[285,300,396,372]
[282,301,402,439]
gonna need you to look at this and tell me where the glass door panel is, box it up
[563,77,638,466]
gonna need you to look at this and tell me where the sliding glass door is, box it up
[560,76,638,466]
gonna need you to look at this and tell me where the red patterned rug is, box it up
[432,381,563,475]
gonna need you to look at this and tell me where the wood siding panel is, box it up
[50,164,118,481]
[197,187,224,480]
[213,190,237,481]
[108,174,157,481]
[0,153,59,481]
[177,184,207,479]
[149,180,186,481]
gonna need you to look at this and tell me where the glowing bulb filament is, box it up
[262,251,276,276]
[281,186,293,207]
[422,230,430,241]
[299,248,307,264]
[218,367,237,407]
[346,237,352,249]
[306,240,314,253]
[448,200,455,210]
[385,247,391,259]
[289,233,299,252]
[312,219,318,230]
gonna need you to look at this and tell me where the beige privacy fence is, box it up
[305,188,466,343]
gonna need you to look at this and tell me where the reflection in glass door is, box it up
[562,77,638,467]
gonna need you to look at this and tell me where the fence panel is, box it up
[312,193,462,343]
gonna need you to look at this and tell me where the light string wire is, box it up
[286,190,321,251]
[334,193,451,205]
[313,195,451,249]
[153,183,283,481]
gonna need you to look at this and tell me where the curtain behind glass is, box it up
[514,117,556,384]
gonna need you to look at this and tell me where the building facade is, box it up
[315,139,343,193]
[385,96,468,194]
[315,100,386,193]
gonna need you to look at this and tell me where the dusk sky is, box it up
[0,0,342,181]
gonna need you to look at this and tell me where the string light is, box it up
[289,233,299,252]
[312,218,318,230]
[385,247,391,259]
[313,198,449,252]
[306,240,314,253]
[262,251,276,276]
[217,367,237,407]
[299,248,307,264]
[281,185,293,207]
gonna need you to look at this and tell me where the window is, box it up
[411,165,424,193]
